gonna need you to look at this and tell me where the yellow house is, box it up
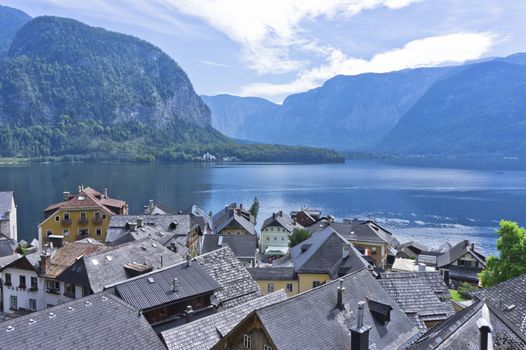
[38,186,128,247]
[249,227,372,295]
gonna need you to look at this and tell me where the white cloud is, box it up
[162,0,424,74]
[240,32,495,101]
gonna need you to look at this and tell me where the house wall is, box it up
[212,315,275,350]
[298,273,330,293]
[350,241,387,268]
[0,195,17,241]
[451,253,482,268]
[255,279,298,296]
[260,226,290,253]
[39,208,111,248]
[219,227,250,235]
[1,267,44,313]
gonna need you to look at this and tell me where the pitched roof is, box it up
[380,272,451,299]
[161,290,288,350]
[0,253,22,269]
[213,204,256,235]
[57,238,183,292]
[0,191,13,219]
[201,234,257,258]
[232,269,420,350]
[470,273,526,340]
[261,211,302,232]
[247,267,297,281]
[0,293,165,350]
[43,187,126,215]
[330,220,397,245]
[43,242,108,279]
[410,300,526,349]
[378,272,455,332]
[195,247,262,309]
[436,240,486,268]
[289,227,370,278]
[108,260,221,310]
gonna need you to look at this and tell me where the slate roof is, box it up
[43,241,108,279]
[195,247,262,309]
[213,204,256,235]
[470,273,526,340]
[436,240,486,268]
[107,260,221,310]
[247,267,297,281]
[234,269,420,350]
[0,191,13,219]
[448,265,482,282]
[161,290,288,350]
[0,253,21,269]
[57,238,183,292]
[0,293,165,350]
[378,272,455,332]
[0,235,17,257]
[201,234,257,258]
[106,214,192,246]
[289,227,370,278]
[184,204,214,231]
[330,220,397,245]
[261,211,302,232]
[410,300,526,349]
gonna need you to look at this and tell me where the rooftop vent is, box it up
[101,296,108,302]
[105,255,113,262]
[147,277,155,284]
[85,301,92,306]
[68,306,74,312]
[507,304,516,311]
[49,312,56,318]
[152,243,157,248]
[28,319,36,325]
[6,326,14,332]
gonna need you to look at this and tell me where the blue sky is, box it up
[4,0,526,102]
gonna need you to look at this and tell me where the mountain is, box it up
[0,15,342,163]
[202,94,278,139]
[206,67,449,150]
[0,5,31,55]
[377,60,526,156]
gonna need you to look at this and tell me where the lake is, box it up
[2,159,526,255]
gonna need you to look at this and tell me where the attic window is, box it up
[169,221,178,230]
[91,259,99,266]
[367,299,392,325]
[78,195,86,201]
[147,277,155,284]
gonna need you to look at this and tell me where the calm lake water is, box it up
[2,159,526,255]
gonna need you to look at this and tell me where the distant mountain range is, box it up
[206,54,526,157]
[0,6,342,163]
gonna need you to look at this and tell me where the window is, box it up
[55,216,60,222]
[47,280,60,293]
[64,212,70,221]
[4,273,11,286]
[46,229,53,237]
[31,277,38,290]
[281,236,284,241]
[267,283,275,292]
[65,283,76,298]
[264,345,273,350]
[78,228,89,237]
[243,334,252,349]
[94,211,101,219]
[286,283,293,292]
[237,232,240,235]
[82,287,91,297]
[312,281,322,288]
[19,275,26,289]
[63,229,69,237]
[274,236,277,241]
[80,212,87,219]
[9,295,17,310]
[96,227,102,236]
[102,214,107,219]
[371,246,377,254]
[29,299,37,311]
[266,236,269,241]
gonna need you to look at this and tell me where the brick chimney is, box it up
[350,301,371,350]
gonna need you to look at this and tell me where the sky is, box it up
[4,0,526,103]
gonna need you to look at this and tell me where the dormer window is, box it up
[367,299,392,325]
[78,195,86,201]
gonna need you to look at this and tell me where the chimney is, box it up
[63,191,70,201]
[128,222,137,231]
[185,305,194,323]
[293,218,297,225]
[476,317,492,350]
[272,213,276,220]
[104,188,108,198]
[351,301,371,350]
[342,245,351,259]
[337,279,346,309]
[172,277,179,292]
[471,242,475,251]
[40,251,51,275]
[149,199,154,210]
[78,185,82,193]
[186,254,192,267]
[137,218,144,227]
[240,203,243,210]
[225,205,228,212]
[417,263,426,272]
[279,211,283,217]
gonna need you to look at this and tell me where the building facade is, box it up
[260,211,302,257]
[0,191,17,242]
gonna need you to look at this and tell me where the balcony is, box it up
[78,218,89,225]
[92,217,103,224]
[61,218,72,225]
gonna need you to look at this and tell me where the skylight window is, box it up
[147,277,155,284]
[105,256,113,262]
[92,259,99,266]
[78,195,86,201]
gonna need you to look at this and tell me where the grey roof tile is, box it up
[261,212,302,232]
[161,290,288,350]
[436,240,486,268]
[0,293,165,350]
[201,234,257,258]
[247,267,296,280]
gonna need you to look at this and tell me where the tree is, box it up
[479,220,526,288]
[249,197,259,219]
[289,229,312,248]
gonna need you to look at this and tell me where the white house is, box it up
[0,191,17,242]
[260,211,303,257]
